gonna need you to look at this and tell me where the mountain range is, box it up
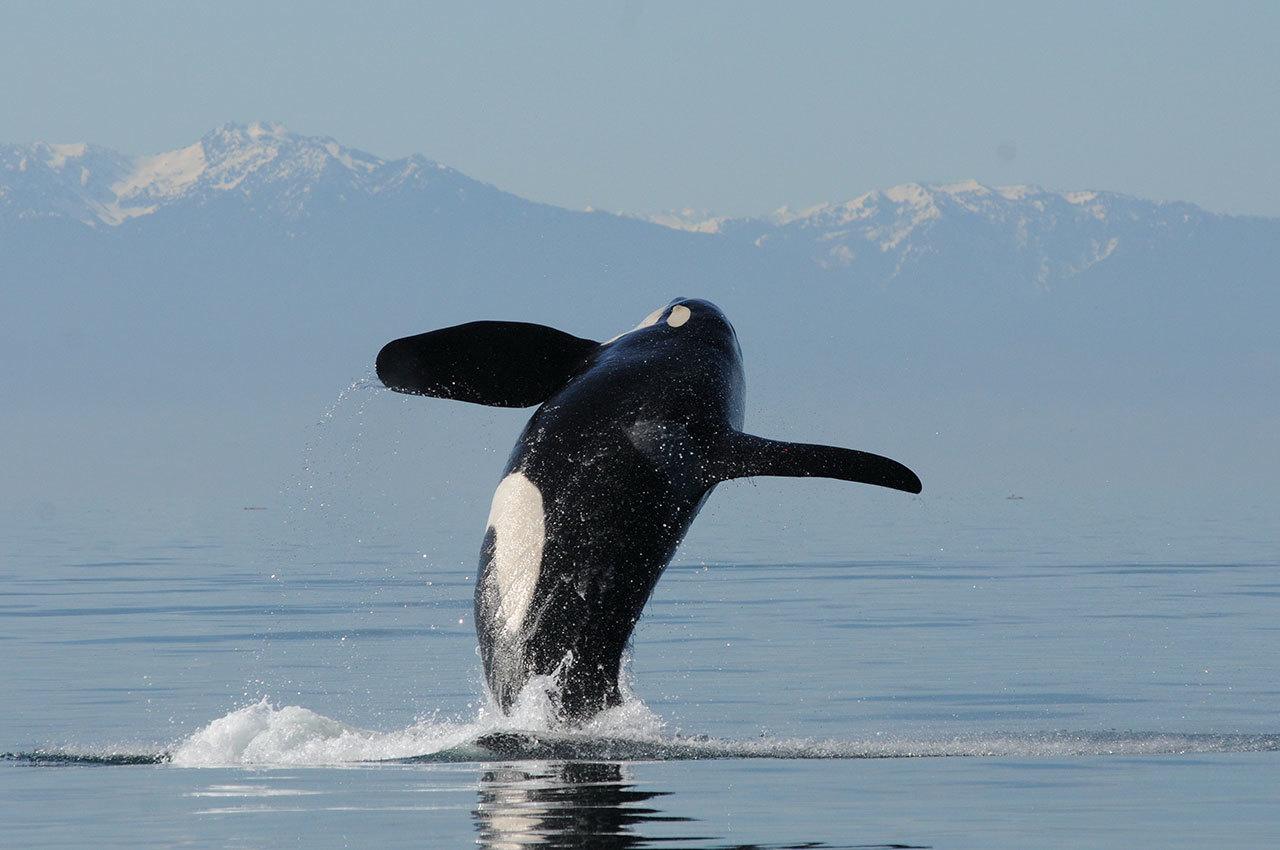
[3,123,1277,509]
[5,122,1272,292]
[3,122,483,227]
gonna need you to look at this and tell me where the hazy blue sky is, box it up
[3,1,1278,217]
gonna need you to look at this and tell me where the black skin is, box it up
[478,299,745,720]
[376,298,921,725]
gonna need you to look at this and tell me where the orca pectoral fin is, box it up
[716,432,923,494]
[376,321,598,408]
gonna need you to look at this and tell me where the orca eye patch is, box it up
[602,303,690,345]
[637,306,665,329]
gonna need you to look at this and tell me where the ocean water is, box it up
[3,391,1279,848]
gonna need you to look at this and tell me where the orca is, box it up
[376,298,921,723]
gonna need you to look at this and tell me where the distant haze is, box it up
[1,2,1278,219]
[2,123,1277,566]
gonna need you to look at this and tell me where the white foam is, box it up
[169,675,667,767]
[165,686,1280,768]
[157,656,1280,768]
[169,698,476,766]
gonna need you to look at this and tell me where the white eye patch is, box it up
[603,305,668,344]
[637,306,665,328]
[602,303,691,345]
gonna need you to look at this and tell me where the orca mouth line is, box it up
[7,730,1280,768]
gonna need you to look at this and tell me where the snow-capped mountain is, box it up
[4,123,1271,295]
[3,123,1277,515]
[0,122,478,227]
[645,179,1228,287]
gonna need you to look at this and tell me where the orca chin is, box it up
[377,298,921,723]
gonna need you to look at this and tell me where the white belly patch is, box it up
[485,472,545,636]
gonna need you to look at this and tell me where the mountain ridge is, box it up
[0,122,488,227]
[3,123,1276,513]
[7,122,1272,290]
[4,122,1262,231]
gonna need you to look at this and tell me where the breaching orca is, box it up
[377,299,921,723]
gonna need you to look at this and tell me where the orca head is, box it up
[604,297,741,360]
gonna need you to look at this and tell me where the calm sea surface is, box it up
[3,402,1278,848]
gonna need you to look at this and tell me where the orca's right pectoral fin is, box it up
[376,321,599,408]
[716,432,923,494]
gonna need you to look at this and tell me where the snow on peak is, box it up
[995,184,1038,201]
[98,141,207,224]
[204,121,291,145]
[113,142,207,201]
[633,180,1206,284]
[937,179,991,196]
[43,142,88,169]
[0,123,447,226]
[643,207,725,233]
[644,182,1134,237]
[883,182,933,205]
[1065,190,1099,205]
[193,122,391,191]
[246,121,289,140]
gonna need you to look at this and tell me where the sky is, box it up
[3,1,1279,219]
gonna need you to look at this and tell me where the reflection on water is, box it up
[473,761,928,850]
[474,762,695,849]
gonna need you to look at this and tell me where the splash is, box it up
[13,673,1270,767]
[10,700,1280,768]
[10,666,1280,767]
[169,699,474,766]
[168,677,669,767]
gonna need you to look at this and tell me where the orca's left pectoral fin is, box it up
[376,321,599,408]
[715,432,922,494]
